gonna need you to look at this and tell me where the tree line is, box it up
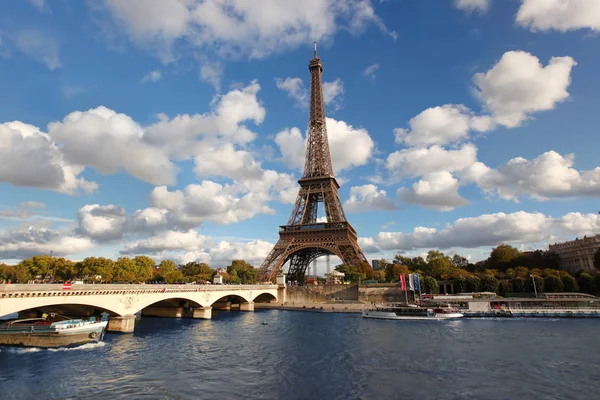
[0,256,259,285]
[336,244,600,295]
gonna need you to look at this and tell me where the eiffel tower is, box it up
[258,43,370,282]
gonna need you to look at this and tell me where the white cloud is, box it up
[275,77,308,108]
[193,143,263,181]
[0,225,94,260]
[275,77,344,109]
[461,150,600,201]
[386,143,478,177]
[96,0,393,62]
[322,78,345,110]
[454,0,490,14]
[363,63,380,79]
[275,118,374,173]
[200,61,223,91]
[393,104,494,147]
[144,81,265,160]
[473,51,577,128]
[365,211,600,252]
[122,230,210,255]
[12,29,61,70]
[344,184,397,213]
[76,204,128,242]
[141,69,162,83]
[20,201,46,209]
[516,0,600,32]
[0,121,97,194]
[47,106,178,185]
[397,172,469,212]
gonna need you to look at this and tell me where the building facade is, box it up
[549,234,600,273]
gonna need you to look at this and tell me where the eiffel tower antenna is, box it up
[258,44,370,282]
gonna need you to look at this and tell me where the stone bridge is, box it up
[0,283,284,332]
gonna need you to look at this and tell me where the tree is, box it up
[489,244,521,270]
[133,256,155,282]
[113,258,138,283]
[455,276,468,293]
[426,250,453,279]
[594,248,600,269]
[384,263,409,283]
[479,275,499,293]
[422,276,438,294]
[408,256,427,272]
[157,260,183,283]
[465,276,480,292]
[577,272,596,293]
[560,275,579,292]
[452,254,469,268]
[525,275,544,294]
[543,275,564,293]
[227,260,258,284]
[77,257,114,282]
[510,277,525,293]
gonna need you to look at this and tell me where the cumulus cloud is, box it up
[454,0,490,14]
[95,0,394,62]
[397,172,469,212]
[364,211,600,252]
[121,229,274,267]
[516,0,600,33]
[386,143,478,178]
[276,118,374,173]
[393,104,494,147]
[461,150,600,201]
[275,77,344,109]
[0,225,93,260]
[344,184,397,213]
[76,204,128,242]
[48,106,178,186]
[473,51,577,128]
[144,81,265,160]
[0,121,97,194]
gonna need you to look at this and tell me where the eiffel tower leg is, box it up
[258,239,289,282]
[287,252,313,283]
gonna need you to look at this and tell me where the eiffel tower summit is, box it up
[258,43,371,283]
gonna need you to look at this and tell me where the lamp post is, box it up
[530,274,538,298]
[49,250,55,283]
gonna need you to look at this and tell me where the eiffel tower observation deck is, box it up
[258,43,370,283]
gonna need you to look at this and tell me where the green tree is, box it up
[560,275,579,292]
[422,276,438,294]
[543,275,564,292]
[133,256,155,282]
[455,276,468,293]
[227,260,258,284]
[408,256,427,272]
[577,272,596,293]
[451,254,469,268]
[157,259,183,283]
[465,276,481,292]
[384,263,409,283]
[77,257,114,282]
[510,277,525,293]
[112,257,138,283]
[525,275,544,294]
[426,250,453,279]
[488,244,521,270]
[479,275,499,293]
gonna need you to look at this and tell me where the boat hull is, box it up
[0,321,107,348]
[362,311,464,320]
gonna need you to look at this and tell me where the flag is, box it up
[400,274,406,291]
[414,274,421,292]
[409,274,415,291]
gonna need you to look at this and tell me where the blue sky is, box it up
[1,0,600,271]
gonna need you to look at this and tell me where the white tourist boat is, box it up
[362,303,464,320]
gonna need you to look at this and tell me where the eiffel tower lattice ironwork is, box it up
[258,43,370,282]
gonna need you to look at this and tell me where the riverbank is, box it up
[255,302,364,313]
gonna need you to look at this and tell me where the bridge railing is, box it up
[0,283,277,293]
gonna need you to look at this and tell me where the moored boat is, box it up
[0,313,108,348]
[362,303,464,320]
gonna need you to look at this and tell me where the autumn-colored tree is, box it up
[133,256,155,282]
[488,244,521,270]
[113,257,138,283]
[227,260,258,284]
[157,259,183,283]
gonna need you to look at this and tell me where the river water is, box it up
[1,310,599,400]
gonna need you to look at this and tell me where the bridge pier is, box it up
[240,302,254,312]
[212,301,232,311]
[142,306,184,318]
[107,314,136,333]
[192,307,212,319]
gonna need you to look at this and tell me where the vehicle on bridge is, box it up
[0,313,107,348]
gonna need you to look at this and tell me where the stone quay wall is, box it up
[285,283,405,304]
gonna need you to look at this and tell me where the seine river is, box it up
[1,311,599,400]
